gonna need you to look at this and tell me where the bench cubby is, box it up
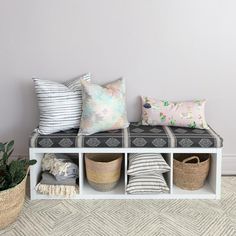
[30,152,80,199]
[126,153,172,195]
[81,153,126,196]
[29,148,222,200]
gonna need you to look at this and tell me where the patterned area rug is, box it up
[0,177,236,236]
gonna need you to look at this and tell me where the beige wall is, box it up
[0,0,235,161]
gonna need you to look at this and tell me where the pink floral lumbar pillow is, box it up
[79,78,129,135]
[141,96,209,129]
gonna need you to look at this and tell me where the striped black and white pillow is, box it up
[126,174,169,194]
[33,73,90,135]
[127,153,170,176]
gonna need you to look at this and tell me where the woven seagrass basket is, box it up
[85,153,122,192]
[0,172,28,229]
[173,154,210,190]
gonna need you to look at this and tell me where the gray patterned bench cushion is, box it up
[30,122,223,148]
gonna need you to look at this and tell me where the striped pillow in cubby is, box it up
[33,73,90,135]
[126,174,169,194]
[127,153,170,176]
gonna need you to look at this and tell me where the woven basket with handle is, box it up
[173,154,210,190]
[85,153,123,192]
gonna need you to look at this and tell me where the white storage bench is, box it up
[29,122,223,200]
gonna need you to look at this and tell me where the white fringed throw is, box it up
[36,183,79,197]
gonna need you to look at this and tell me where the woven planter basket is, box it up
[173,154,210,190]
[0,172,28,229]
[85,153,122,192]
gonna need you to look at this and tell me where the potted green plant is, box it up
[0,140,36,229]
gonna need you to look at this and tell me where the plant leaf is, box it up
[9,160,25,185]
[0,155,36,190]
[2,152,8,164]
[6,140,14,153]
[7,149,14,159]
[0,143,5,152]
[28,160,37,166]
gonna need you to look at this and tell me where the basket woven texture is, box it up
[85,153,122,192]
[173,154,210,190]
[0,173,27,229]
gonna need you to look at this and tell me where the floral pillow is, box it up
[141,96,209,129]
[79,78,129,135]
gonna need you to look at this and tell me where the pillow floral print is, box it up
[141,96,209,129]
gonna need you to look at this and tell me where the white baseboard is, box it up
[222,154,236,175]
